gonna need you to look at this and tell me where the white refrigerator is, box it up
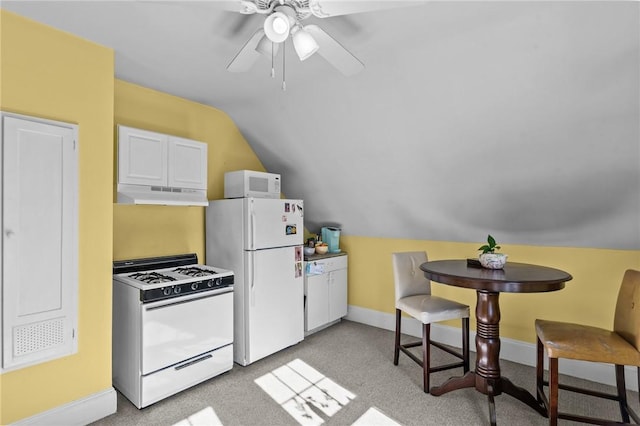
[205,197,304,366]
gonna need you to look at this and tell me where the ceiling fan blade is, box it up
[211,0,260,14]
[309,0,427,18]
[227,14,256,36]
[309,0,424,18]
[226,28,264,72]
[305,24,364,76]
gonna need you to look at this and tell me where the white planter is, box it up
[479,253,508,269]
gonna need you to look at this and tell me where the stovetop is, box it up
[115,264,232,289]
[113,254,234,302]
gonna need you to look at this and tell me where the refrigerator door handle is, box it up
[249,200,256,250]
[250,254,255,307]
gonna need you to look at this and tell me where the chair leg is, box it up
[549,357,559,426]
[393,309,401,365]
[615,364,630,423]
[536,336,544,406]
[423,323,431,393]
[462,317,470,373]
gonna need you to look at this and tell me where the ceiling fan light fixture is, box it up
[272,16,288,34]
[264,12,291,43]
[255,34,280,57]
[291,26,319,61]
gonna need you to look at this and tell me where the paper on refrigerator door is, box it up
[247,198,303,250]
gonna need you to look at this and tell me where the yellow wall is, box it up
[0,10,114,424]
[342,235,640,342]
[113,80,265,261]
[0,12,266,422]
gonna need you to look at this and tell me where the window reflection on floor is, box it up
[172,406,223,426]
[172,359,401,426]
[254,358,356,426]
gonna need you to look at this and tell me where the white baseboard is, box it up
[345,305,638,392]
[13,387,117,426]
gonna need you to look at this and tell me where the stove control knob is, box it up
[191,283,199,291]
[173,286,182,294]
[163,287,172,296]
[206,279,214,288]
[214,278,222,286]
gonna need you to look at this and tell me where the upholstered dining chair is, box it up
[535,268,640,425]
[392,251,470,393]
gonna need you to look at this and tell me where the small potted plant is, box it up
[478,234,508,269]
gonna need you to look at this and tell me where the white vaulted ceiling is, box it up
[3,1,639,249]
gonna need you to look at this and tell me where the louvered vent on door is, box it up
[13,318,65,357]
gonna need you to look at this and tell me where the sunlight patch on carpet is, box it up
[172,406,223,426]
[352,407,402,426]
[255,358,356,425]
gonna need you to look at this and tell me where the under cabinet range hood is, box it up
[117,183,208,206]
[117,125,209,206]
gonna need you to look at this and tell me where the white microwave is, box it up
[224,170,281,199]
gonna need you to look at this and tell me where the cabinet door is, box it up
[328,268,348,322]
[118,125,168,187]
[168,136,207,190]
[306,273,329,331]
[2,114,78,371]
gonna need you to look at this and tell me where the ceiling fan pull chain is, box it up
[270,42,276,78]
[282,40,286,91]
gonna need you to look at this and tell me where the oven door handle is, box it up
[174,353,213,371]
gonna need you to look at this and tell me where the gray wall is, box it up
[229,2,639,250]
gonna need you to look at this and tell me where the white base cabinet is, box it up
[304,254,348,334]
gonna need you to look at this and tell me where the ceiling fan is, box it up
[219,0,416,78]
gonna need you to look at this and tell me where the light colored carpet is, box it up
[91,320,638,426]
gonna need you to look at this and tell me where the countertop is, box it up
[304,251,347,262]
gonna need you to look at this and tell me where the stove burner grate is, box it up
[129,272,176,284]
[173,267,216,277]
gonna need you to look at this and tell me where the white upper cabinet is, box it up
[117,125,208,206]
[118,126,168,187]
[1,113,79,372]
[168,135,207,190]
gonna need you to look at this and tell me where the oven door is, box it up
[141,288,233,375]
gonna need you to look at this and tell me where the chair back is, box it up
[392,251,431,302]
[613,269,640,351]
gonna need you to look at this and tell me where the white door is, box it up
[118,125,168,187]
[328,268,348,322]
[245,247,304,364]
[245,198,303,250]
[168,136,207,190]
[305,273,329,331]
[1,114,78,371]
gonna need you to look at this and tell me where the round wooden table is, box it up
[420,259,572,426]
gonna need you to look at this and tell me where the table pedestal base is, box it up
[429,289,548,425]
[430,371,546,425]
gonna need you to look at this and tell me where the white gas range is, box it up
[112,253,234,409]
